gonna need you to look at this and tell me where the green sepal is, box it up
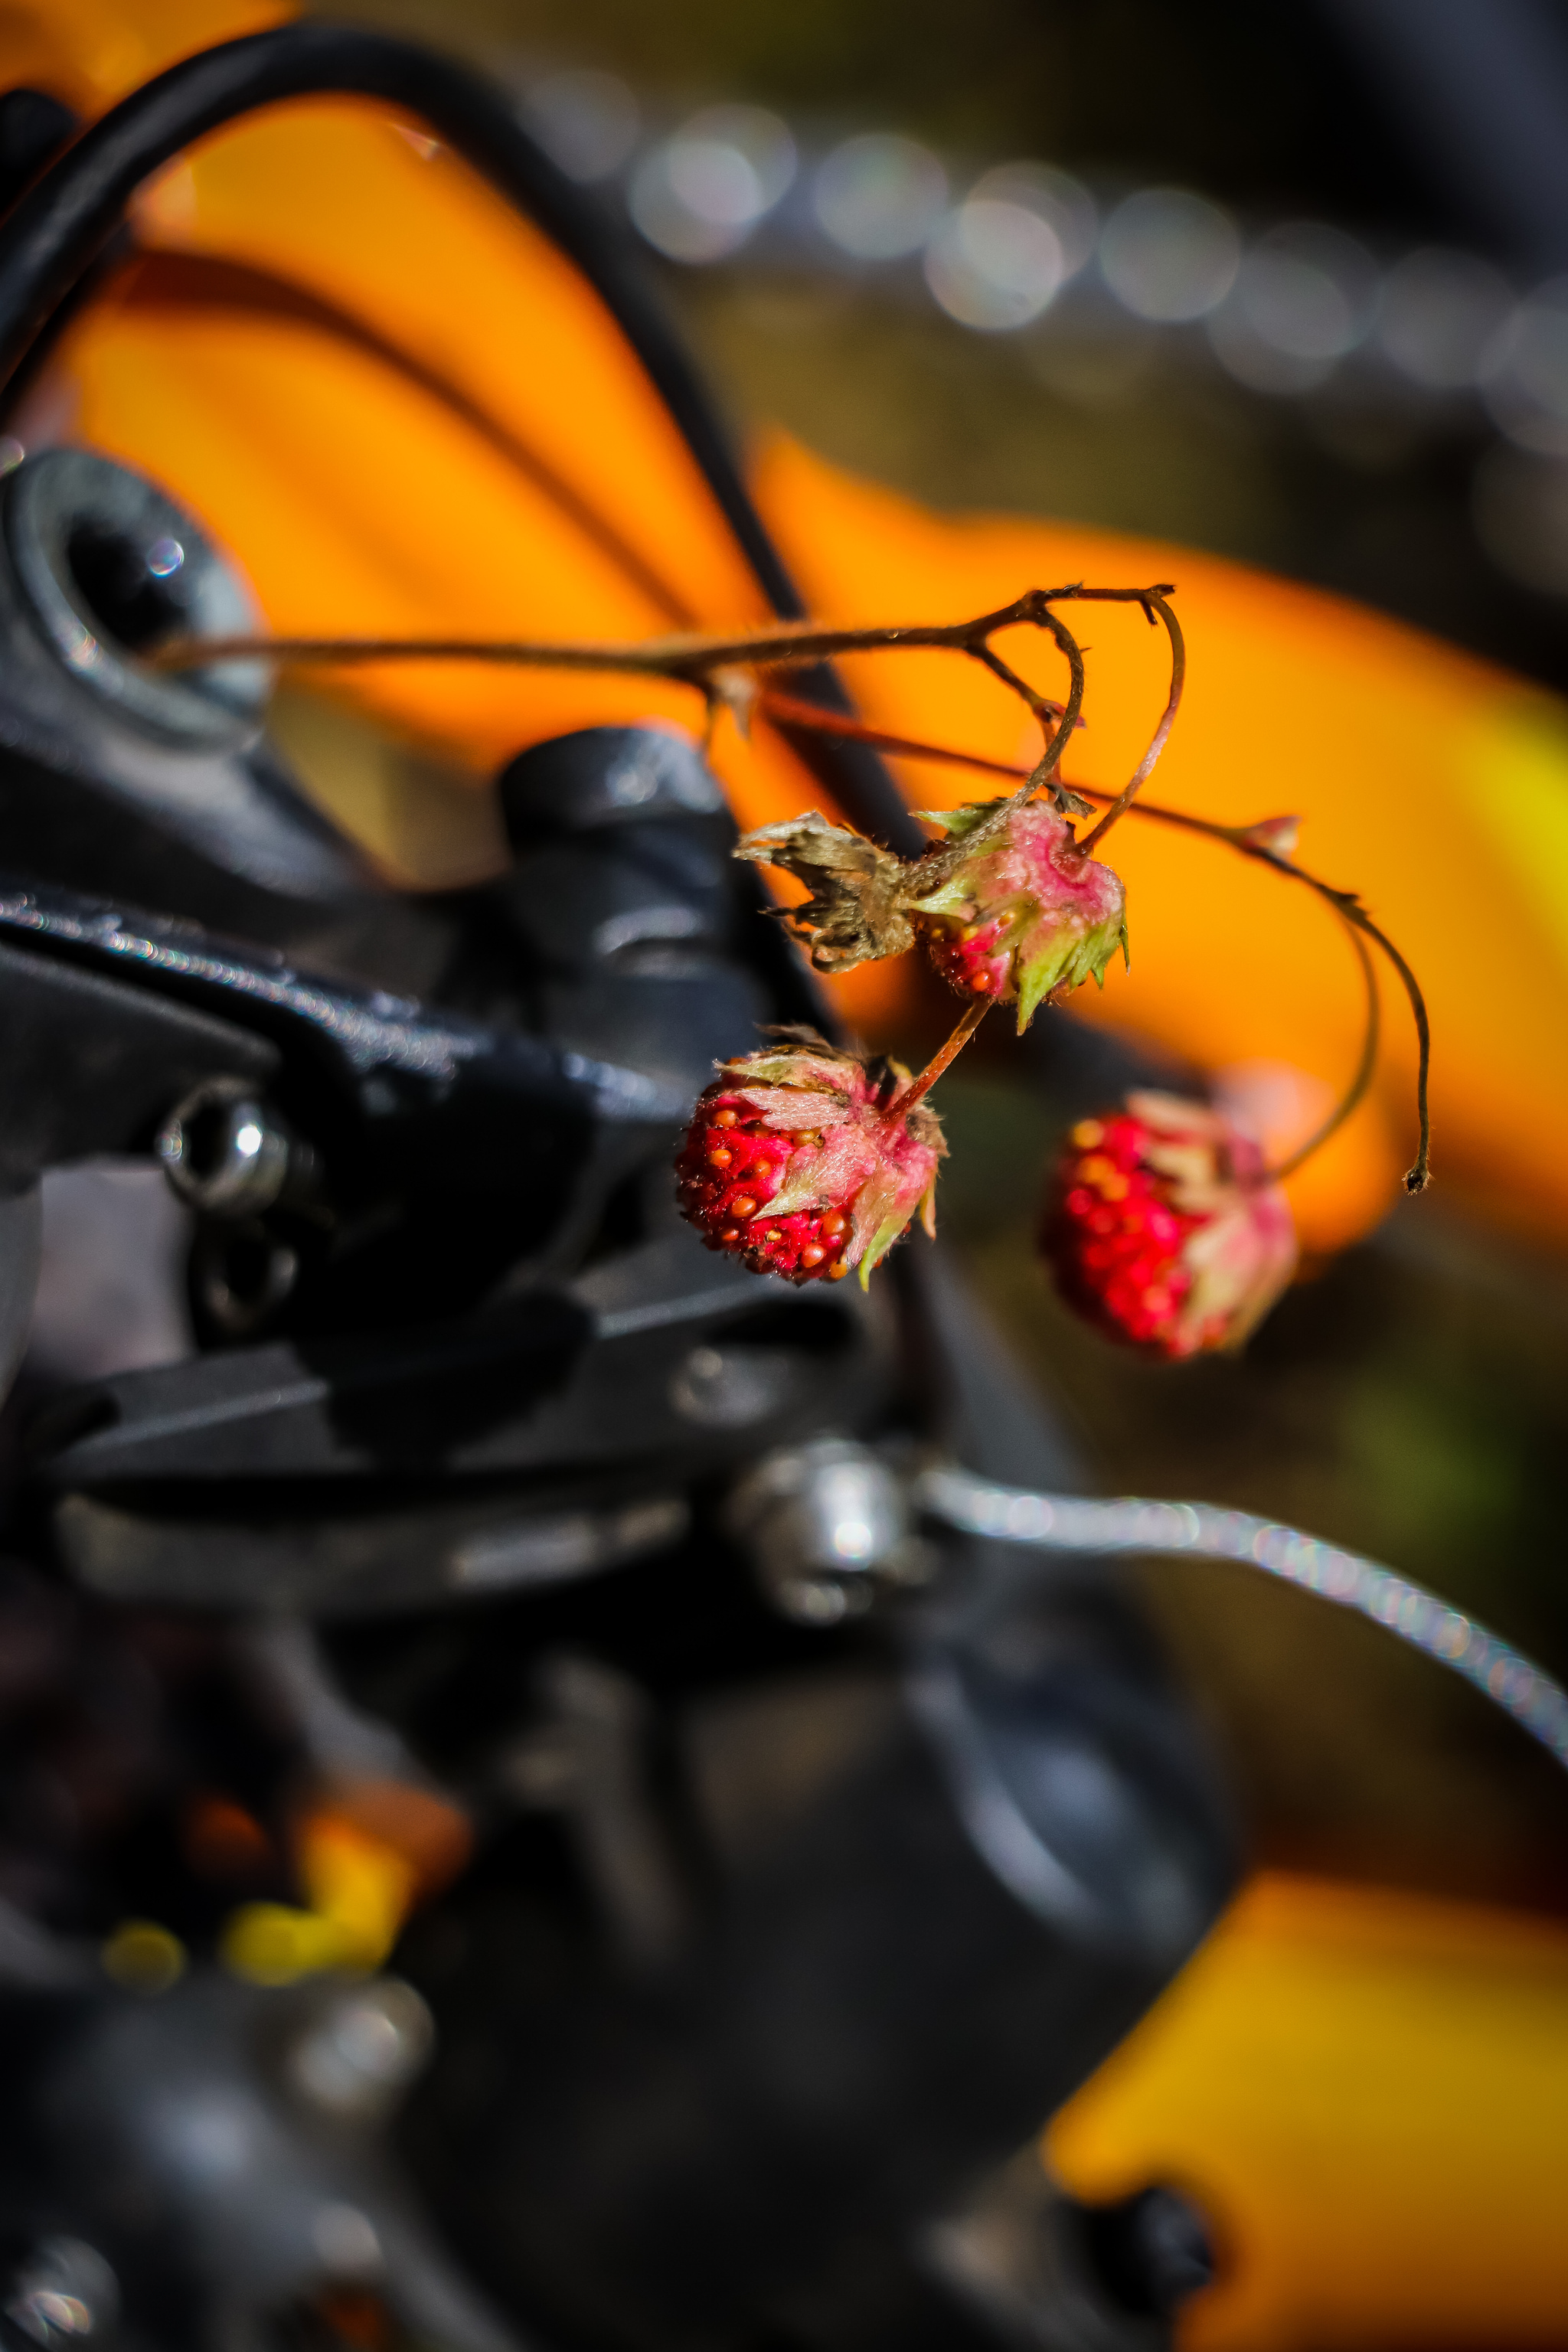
[913,799,1009,842]
[1013,905,1130,1032]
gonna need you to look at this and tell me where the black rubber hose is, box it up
[0,20,922,851]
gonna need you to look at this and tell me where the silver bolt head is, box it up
[156,1079,289,1216]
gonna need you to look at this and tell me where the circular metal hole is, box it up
[2,449,272,748]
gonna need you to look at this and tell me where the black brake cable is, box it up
[0,20,922,851]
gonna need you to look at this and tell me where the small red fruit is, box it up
[1041,1091,1298,1358]
[676,1034,945,1286]
[910,799,1128,1030]
[734,799,1128,1034]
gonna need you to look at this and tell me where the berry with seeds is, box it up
[1040,1091,1297,1358]
[676,1034,945,1286]
[910,799,1127,1031]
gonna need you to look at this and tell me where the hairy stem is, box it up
[1350,906,1431,1193]
[149,583,1149,797]
[968,609,1086,795]
[884,998,991,1119]
[1109,805,1429,1191]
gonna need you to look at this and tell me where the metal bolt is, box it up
[727,1437,932,1624]
[286,1977,435,2122]
[156,1078,290,1216]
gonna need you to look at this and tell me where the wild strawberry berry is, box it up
[675,1034,945,1287]
[1040,1091,1298,1359]
[733,799,1125,1034]
[910,799,1128,1031]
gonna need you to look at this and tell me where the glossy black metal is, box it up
[0,874,674,1189]
[36,1225,884,1476]
[0,936,276,1188]
[395,1290,1235,2352]
[0,1972,522,2352]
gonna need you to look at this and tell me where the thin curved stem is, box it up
[884,998,991,1120]
[1264,917,1380,1182]
[968,609,1087,792]
[743,698,1429,1188]
[150,588,1106,684]
[148,586,1129,798]
[1077,590,1185,854]
[151,594,1427,1191]
[1349,906,1431,1193]
[754,687,1031,784]
[1166,823,1430,1194]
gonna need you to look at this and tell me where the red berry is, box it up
[1040,1092,1298,1359]
[675,1036,945,1286]
[910,800,1127,1029]
[734,800,1127,1033]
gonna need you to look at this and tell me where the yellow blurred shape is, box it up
[222,1815,416,1985]
[1047,1872,1568,2348]
[101,1916,188,1994]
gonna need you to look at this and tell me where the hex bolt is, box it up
[156,1077,291,1217]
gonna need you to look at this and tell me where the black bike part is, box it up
[34,1225,884,1486]
[465,725,806,1089]
[2,1975,521,2352]
[375,1257,1236,2352]
[1073,2185,1217,2323]
[0,443,399,936]
[496,722,832,1040]
[0,90,77,217]
[0,22,920,854]
[402,1646,1220,2352]
[0,937,277,1190]
[0,873,675,1188]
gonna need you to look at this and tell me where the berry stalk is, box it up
[883,998,991,1121]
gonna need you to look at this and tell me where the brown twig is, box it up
[1077,590,1185,854]
[745,698,1428,1187]
[967,612,1086,795]
[149,592,1426,1191]
[754,687,1034,782]
[148,587,1158,792]
[151,591,1088,682]
[1263,919,1380,1183]
[1152,814,1430,1194]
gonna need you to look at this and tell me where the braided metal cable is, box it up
[917,1465,1568,1772]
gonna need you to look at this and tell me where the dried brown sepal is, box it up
[734,812,916,972]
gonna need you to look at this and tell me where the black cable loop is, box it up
[0,21,920,850]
